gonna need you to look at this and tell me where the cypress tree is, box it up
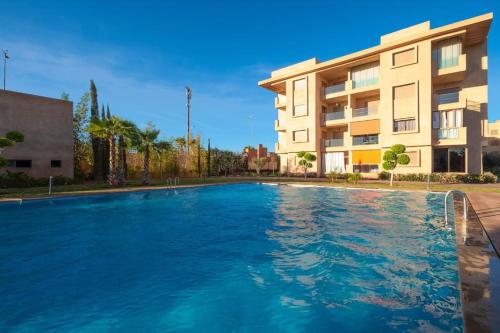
[90,80,102,180]
[106,104,111,120]
[197,139,201,178]
[207,139,211,177]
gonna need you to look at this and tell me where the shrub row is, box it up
[0,171,76,188]
[378,171,497,184]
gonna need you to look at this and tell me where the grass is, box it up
[0,176,499,200]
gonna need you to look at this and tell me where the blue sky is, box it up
[0,0,498,151]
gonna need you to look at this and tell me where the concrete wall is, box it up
[0,90,74,178]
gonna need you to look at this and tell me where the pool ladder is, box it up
[444,190,469,241]
[444,190,468,225]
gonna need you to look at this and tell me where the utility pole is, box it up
[2,50,9,90]
[185,86,192,154]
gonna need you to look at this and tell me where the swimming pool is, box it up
[0,184,462,332]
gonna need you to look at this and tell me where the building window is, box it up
[353,134,378,145]
[393,48,416,67]
[437,37,462,69]
[292,129,308,143]
[7,160,32,168]
[433,148,465,172]
[393,83,416,120]
[51,160,62,168]
[437,88,459,104]
[293,78,307,90]
[353,164,379,173]
[432,109,462,129]
[293,104,307,116]
[393,118,416,132]
[352,62,379,88]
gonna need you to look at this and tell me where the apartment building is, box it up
[259,13,492,176]
[483,120,500,154]
[0,90,74,178]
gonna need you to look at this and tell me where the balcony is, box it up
[274,119,285,132]
[323,138,344,148]
[353,134,379,146]
[323,81,349,100]
[433,127,467,145]
[323,111,345,122]
[434,90,466,111]
[432,54,467,84]
[274,95,287,109]
[352,77,379,90]
[352,106,378,118]
[438,128,459,139]
[275,142,285,153]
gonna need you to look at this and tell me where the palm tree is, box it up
[87,116,126,185]
[136,123,160,185]
[115,120,137,186]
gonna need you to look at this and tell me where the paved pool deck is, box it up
[466,192,500,256]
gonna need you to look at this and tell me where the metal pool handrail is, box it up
[444,190,467,225]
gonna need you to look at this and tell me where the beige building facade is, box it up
[259,14,492,177]
[0,90,74,178]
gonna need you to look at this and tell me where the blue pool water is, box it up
[0,184,462,332]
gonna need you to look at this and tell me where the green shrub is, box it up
[387,172,496,184]
[347,172,362,184]
[378,171,391,180]
[0,171,76,188]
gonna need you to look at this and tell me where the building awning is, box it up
[352,150,381,164]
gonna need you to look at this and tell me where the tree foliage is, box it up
[297,151,316,178]
[382,144,410,186]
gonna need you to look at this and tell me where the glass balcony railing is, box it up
[324,138,344,147]
[438,56,460,69]
[352,77,379,89]
[323,111,345,121]
[438,128,459,139]
[324,82,346,95]
[437,92,459,104]
[352,106,378,117]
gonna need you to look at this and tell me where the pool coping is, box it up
[453,195,500,333]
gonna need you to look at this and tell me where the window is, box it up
[393,83,416,119]
[437,89,459,104]
[432,109,462,129]
[437,38,461,69]
[394,118,416,132]
[353,164,379,173]
[293,78,307,90]
[7,160,32,168]
[433,148,448,172]
[293,104,307,116]
[393,48,416,67]
[405,151,420,167]
[353,135,378,145]
[433,148,466,172]
[351,63,379,88]
[293,129,308,143]
[51,160,62,168]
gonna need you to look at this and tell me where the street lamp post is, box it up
[2,50,9,90]
[185,86,192,154]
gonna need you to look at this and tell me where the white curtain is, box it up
[439,38,461,68]
[324,152,345,173]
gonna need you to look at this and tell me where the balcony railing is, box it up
[352,106,378,117]
[438,128,459,139]
[324,138,344,147]
[437,91,459,104]
[352,77,379,89]
[323,111,345,121]
[438,56,460,69]
[324,82,346,95]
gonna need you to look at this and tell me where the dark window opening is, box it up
[353,164,379,173]
[51,160,62,168]
[449,148,465,172]
[353,134,379,145]
[6,160,32,168]
[433,148,466,172]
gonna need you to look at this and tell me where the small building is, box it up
[0,90,74,178]
[483,120,500,154]
[244,144,278,172]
